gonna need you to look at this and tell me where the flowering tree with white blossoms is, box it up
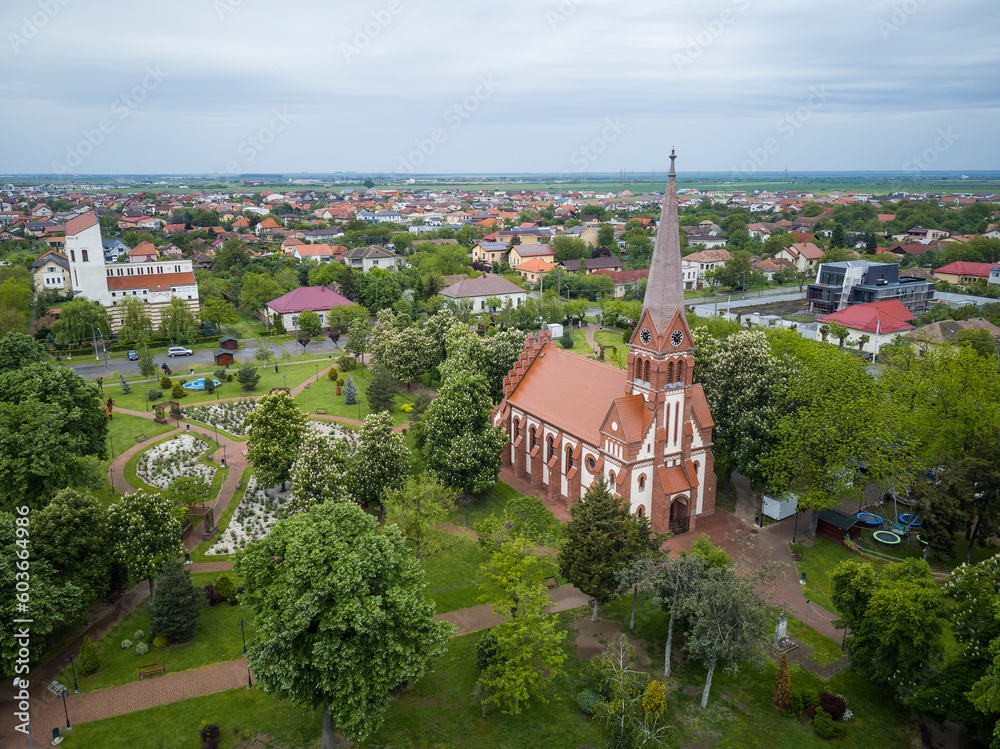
[108,490,184,602]
[370,309,434,391]
[244,391,308,492]
[288,430,355,514]
[349,412,409,521]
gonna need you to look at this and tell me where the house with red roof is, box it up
[816,300,915,354]
[775,242,824,273]
[128,241,159,263]
[933,261,996,286]
[264,286,353,332]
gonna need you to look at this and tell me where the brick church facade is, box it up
[492,151,717,534]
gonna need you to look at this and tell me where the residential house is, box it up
[102,238,130,262]
[902,317,1000,349]
[990,266,1000,287]
[685,236,729,250]
[775,242,824,273]
[509,244,555,268]
[906,226,950,243]
[682,249,732,281]
[593,268,649,298]
[293,244,345,263]
[816,300,916,354]
[128,241,159,263]
[934,261,996,286]
[807,260,934,316]
[264,286,353,332]
[343,245,402,272]
[752,257,795,281]
[303,228,345,243]
[254,217,281,236]
[559,257,624,274]
[31,251,71,292]
[561,225,600,247]
[472,241,510,266]
[516,258,558,284]
[438,273,527,313]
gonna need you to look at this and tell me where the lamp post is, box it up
[213,421,220,448]
[315,363,319,383]
[47,680,71,731]
[143,390,149,412]
[109,435,115,460]
[237,619,252,688]
[66,654,79,693]
[283,374,286,389]
[222,443,228,467]
[792,511,800,544]
[110,466,115,495]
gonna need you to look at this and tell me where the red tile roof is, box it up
[508,344,626,445]
[107,272,196,292]
[816,300,915,334]
[65,211,96,236]
[935,261,995,278]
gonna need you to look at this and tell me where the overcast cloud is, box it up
[1,0,997,175]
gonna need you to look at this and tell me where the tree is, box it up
[682,563,770,708]
[476,537,567,715]
[773,653,791,710]
[593,635,673,748]
[827,322,850,348]
[108,491,185,602]
[162,476,211,507]
[117,297,153,346]
[345,314,370,360]
[349,412,409,520]
[820,245,853,263]
[234,501,453,745]
[830,223,846,248]
[51,298,111,347]
[159,297,198,343]
[384,473,458,560]
[297,309,323,338]
[559,478,659,621]
[342,375,358,405]
[200,297,238,331]
[137,346,157,378]
[598,223,617,249]
[239,272,283,315]
[149,562,203,643]
[0,307,26,336]
[236,362,261,391]
[31,489,113,606]
[422,370,508,496]
[832,558,945,688]
[693,329,794,490]
[0,363,109,512]
[253,341,274,364]
[365,363,397,413]
[0,331,46,373]
[244,391,308,491]
[551,235,590,261]
[288,431,353,513]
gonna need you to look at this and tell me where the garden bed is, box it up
[136,434,217,490]
[183,400,258,437]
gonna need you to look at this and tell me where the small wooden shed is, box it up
[218,336,239,351]
[212,348,234,366]
[817,509,859,544]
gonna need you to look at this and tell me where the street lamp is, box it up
[315,363,319,383]
[65,654,79,693]
[110,467,115,495]
[47,680,71,732]
[222,443,228,467]
[143,390,149,412]
[237,618,249,654]
[109,435,115,460]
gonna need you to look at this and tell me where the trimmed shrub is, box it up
[133,629,145,640]
[152,634,168,649]
[135,642,149,656]
[812,707,846,739]
[623,326,633,343]
[160,376,172,390]
[559,330,575,349]
[214,573,236,603]
[205,378,215,394]
[214,368,227,381]
[171,382,187,398]
[79,635,101,675]
[328,367,338,381]
[226,373,233,382]
[120,639,134,650]
[146,388,162,401]
[577,689,603,715]
[818,691,847,720]
[204,583,220,606]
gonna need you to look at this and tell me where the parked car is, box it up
[127,350,139,361]
[167,346,193,357]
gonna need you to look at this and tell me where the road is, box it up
[61,337,346,381]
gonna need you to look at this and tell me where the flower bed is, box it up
[206,475,288,555]
[183,401,258,436]
[136,434,217,490]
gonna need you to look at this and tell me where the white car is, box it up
[168,346,193,357]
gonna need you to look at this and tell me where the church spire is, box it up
[642,149,683,334]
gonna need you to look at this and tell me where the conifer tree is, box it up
[342,375,358,405]
[79,634,101,675]
[150,562,203,643]
[773,652,791,710]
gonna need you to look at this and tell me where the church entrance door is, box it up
[669,497,690,534]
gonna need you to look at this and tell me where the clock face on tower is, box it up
[671,330,684,347]
[639,328,651,345]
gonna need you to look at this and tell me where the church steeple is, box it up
[641,149,684,334]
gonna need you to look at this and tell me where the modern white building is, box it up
[65,211,199,330]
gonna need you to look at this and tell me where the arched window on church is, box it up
[638,474,646,492]
[666,360,674,382]
[636,505,645,518]
[643,359,651,383]
[548,435,555,460]
[530,426,537,449]
[608,471,616,489]
[566,445,574,469]
[514,419,520,440]
[677,360,685,384]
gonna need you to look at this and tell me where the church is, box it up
[492,151,717,534]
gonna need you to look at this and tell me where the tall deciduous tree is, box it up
[108,490,185,602]
[117,296,153,346]
[0,332,46,373]
[365,363,397,413]
[159,297,198,343]
[244,391,308,491]
[296,309,323,338]
[559,478,659,621]
[384,472,458,560]
[52,298,111,347]
[421,370,507,496]
[288,431,354,513]
[234,501,454,745]
[349,412,409,520]
[476,536,567,715]
[345,314,370,360]
[199,297,238,331]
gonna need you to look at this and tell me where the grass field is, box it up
[293,364,419,427]
[53,572,250,693]
[91,414,174,506]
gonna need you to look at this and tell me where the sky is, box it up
[2,0,998,176]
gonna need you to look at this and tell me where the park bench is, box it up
[315,408,328,414]
[542,576,559,589]
[135,434,147,444]
[139,662,166,680]
[106,588,125,605]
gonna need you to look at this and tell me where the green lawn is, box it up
[548,329,597,357]
[422,536,492,614]
[53,571,251,693]
[60,687,321,749]
[795,537,860,613]
[592,329,628,365]
[91,414,174,506]
[449,480,565,543]
[293,364,418,427]
[787,614,844,667]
